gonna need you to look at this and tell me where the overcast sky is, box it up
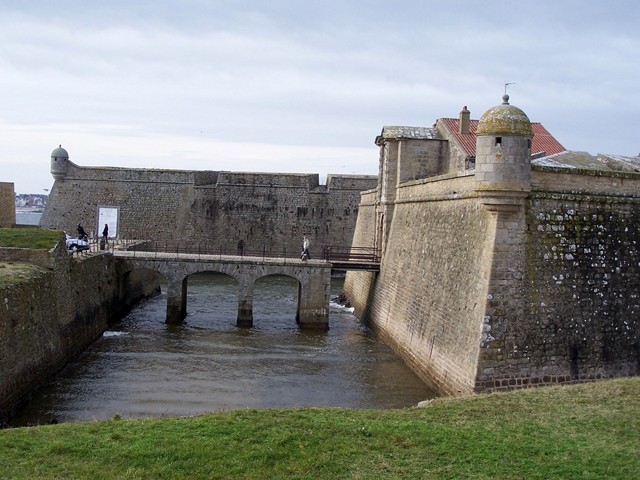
[2,0,639,193]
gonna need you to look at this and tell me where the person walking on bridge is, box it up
[301,235,311,261]
[102,224,109,246]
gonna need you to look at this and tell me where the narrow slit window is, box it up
[495,137,502,146]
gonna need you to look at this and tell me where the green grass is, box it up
[1,378,638,479]
[0,227,63,249]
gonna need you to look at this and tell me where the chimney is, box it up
[459,106,470,134]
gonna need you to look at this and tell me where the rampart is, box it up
[0,182,15,227]
[0,239,160,423]
[345,99,640,396]
[346,165,640,395]
[40,158,377,257]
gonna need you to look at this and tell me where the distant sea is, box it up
[15,210,42,226]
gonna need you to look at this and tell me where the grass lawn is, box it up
[0,377,638,479]
[0,227,62,250]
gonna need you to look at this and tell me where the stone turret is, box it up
[51,145,70,180]
[475,94,533,210]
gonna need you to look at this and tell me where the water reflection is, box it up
[10,274,435,426]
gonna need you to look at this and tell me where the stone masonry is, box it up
[345,96,640,395]
[41,148,377,258]
[0,182,15,227]
[0,238,160,422]
[115,250,332,330]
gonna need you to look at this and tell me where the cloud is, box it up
[1,0,639,193]
[0,121,378,192]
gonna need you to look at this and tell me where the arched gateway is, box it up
[114,251,332,330]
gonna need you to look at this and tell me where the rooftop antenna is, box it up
[504,82,515,95]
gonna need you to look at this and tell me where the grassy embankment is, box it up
[0,227,62,287]
[0,227,62,250]
[0,378,638,479]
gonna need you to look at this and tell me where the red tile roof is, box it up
[438,118,566,157]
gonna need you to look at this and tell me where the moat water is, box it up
[10,274,436,426]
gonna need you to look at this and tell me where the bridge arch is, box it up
[183,270,240,325]
[118,266,165,308]
[114,252,332,330]
[252,273,302,326]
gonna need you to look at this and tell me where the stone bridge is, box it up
[113,251,332,329]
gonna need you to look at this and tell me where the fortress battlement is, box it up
[42,149,377,256]
[345,97,640,395]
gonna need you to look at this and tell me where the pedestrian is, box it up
[102,224,109,246]
[77,223,87,241]
[301,235,311,260]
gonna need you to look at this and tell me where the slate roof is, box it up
[438,118,566,157]
[377,126,439,144]
[533,151,640,173]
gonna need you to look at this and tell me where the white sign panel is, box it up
[97,206,119,239]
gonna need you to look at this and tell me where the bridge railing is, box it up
[120,240,293,261]
[110,237,380,264]
[322,246,381,263]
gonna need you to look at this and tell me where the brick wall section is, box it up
[40,163,376,258]
[0,243,160,422]
[0,182,16,227]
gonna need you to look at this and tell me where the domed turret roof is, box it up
[51,145,69,158]
[476,95,532,136]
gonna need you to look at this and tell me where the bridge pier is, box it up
[295,271,331,330]
[166,278,187,324]
[237,282,253,328]
[117,252,332,329]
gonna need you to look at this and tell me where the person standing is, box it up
[301,235,311,260]
[102,223,109,246]
[77,223,87,241]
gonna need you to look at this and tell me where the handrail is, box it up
[108,238,381,265]
[322,245,381,263]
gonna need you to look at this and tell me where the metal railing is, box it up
[88,236,381,266]
[133,241,289,258]
[322,246,381,263]
[105,240,292,262]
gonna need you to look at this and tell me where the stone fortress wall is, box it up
[41,154,377,258]
[345,98,640,395]
[0,238,160,423]
[33,101,640,399]
[0,182,16,227]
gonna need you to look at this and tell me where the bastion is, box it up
[41,147,377,257]
[345,96,640,395]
